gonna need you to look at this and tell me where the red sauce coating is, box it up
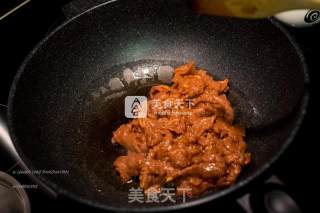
[112,62,251,196]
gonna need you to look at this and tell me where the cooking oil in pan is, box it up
[76,60,258,194]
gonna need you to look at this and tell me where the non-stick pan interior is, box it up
[8,0,307,211]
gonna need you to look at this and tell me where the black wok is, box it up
[0,0,309,211]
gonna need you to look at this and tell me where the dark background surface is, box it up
[0,0,319,212]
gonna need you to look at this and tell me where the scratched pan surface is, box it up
[7,0,308,211]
